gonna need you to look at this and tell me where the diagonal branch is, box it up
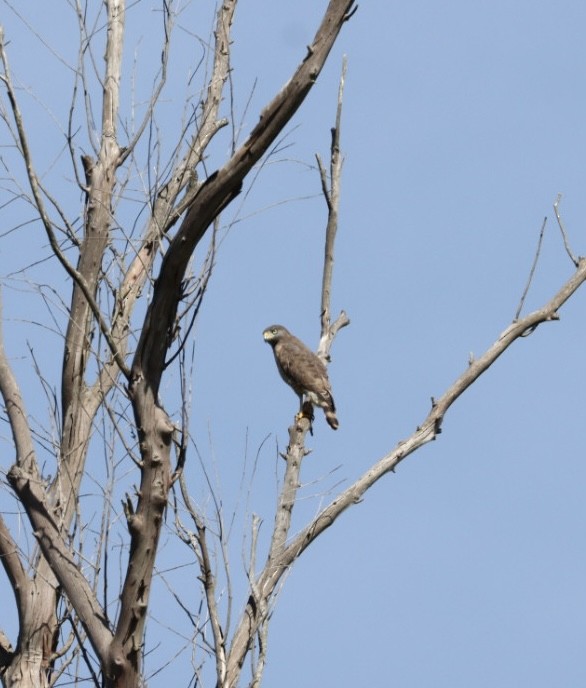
[160,0,237,228]
[132,0,357,394]
[0,303,37,476]
[258,255,586,599]
[226,255,586,687]
[7,465,113,663]
[553,193,579,266]
[105,0,238,384]
[1,298,112,665]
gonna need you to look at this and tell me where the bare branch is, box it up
[100,0,124,148]
[266,418,311,563]
[7,465,112,662]
[248,515,269,688]
[0,27,127,377]
[319,56,347,340]
[224,48,354,683]
[109,403,175,681]
[104,1,238,388]
[0,514,29,626]
[222,255,586,688]
[264,256,586,590]
[553,193,579,266]
[178,473,227,686]
[141,0,238,236]
[0,303,37,475]
[118,0,172,165]
[132,0,357,395]
[514,215,547,321]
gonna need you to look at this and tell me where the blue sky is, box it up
[1,1,586,686]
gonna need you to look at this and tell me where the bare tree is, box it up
[0,2,584,688]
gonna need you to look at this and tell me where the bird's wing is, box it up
[277,336,331,397]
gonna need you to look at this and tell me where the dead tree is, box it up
[0,1,356,685]
[0,2,584,688]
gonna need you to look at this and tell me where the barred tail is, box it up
[324,392,338,429]
[325,408,339,430]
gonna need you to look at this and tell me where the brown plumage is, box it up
[263,324,339,430]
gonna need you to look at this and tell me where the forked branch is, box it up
[0,26,128,379]
[224,49,353,688]
[263,255,586,592]
[132,0,357,393]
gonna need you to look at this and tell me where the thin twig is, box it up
[514,215,547,321]
[178,473,227,686]
[0,28,130,379]
[553,193,579,266]
[118,0,173,165]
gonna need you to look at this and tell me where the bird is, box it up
[263,324,339,430]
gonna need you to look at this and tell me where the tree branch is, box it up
[105,0,238,387]
[177,473,227,686]
[318,56,348,349]
[57,0,128,536]
[224,41,354,688]
[260,255,586,595]
[514,215,547,321]
[0,304,37,476]
[118,0,172,166]
[553,193,579,266]
[131,0,357,394]
[0,515,29,632]
[6,465,112,662]
[0,27,129,381]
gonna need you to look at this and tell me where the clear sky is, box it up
[1,1,586,686]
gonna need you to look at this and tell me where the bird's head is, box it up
[263,324,287,346]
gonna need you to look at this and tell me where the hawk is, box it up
[263,324,339,430]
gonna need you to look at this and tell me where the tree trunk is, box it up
[1,579,58,688]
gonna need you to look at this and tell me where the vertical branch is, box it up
[316,58,350,359]
[248,515,269,688]
[0,515,29,639]
[224,36,354,688]
[60,0,126,520]
[177,473,227,686]
[0,311,33,631]
[266,424,311,564]
[0,302,38,477]
[101,0,124,149]
[318,57,346,332]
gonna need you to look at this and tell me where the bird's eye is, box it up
[272,328,278,334]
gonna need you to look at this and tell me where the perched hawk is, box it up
[263,324,339,430]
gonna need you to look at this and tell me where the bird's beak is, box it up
[263,331,271,341]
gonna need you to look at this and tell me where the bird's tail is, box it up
[325,408,339,430]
